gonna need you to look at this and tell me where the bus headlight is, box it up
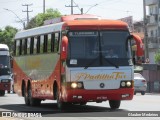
[121,82,126,87]
[77,83,83,88]
[70,82,84,89]
[126,81,131,87]
[71,83,77,89]
[120,81,132,88]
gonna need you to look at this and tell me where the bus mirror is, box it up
[132,34,144,57]
[61,36,68,60]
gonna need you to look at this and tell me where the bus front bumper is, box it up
[61,88,134,103]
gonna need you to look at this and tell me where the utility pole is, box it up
[65,0,78,14]
[43,0,45,13]
[85,4,98,14]
[22,4,33,24]
[143,0,149,59]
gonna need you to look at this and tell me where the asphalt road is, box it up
[0,93,160,120]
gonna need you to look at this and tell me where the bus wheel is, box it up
[109,100,121,109]
[24,86,30,106]
[0,90,5,96]
[141,91,145,95]
[80,102,87,106]
[56,88,65,110]
[28,87,41,106]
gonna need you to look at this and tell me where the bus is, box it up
[13,14,142,109]
[0,44,12,96]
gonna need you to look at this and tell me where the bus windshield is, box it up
[67,31,132,67]
[0,56,10,68]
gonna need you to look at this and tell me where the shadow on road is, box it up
[0,103,128,117]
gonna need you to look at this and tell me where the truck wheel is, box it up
[0,90,5,96]
[109,100,121,109]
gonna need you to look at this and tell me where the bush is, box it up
[155,49,160,63]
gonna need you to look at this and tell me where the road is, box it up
[0,93,160,120]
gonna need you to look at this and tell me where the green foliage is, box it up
[155,49,160,63]
[0,26,18,52]
[25,8,61,29]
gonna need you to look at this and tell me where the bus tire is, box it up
[56,88,65,110]
[109,100,121,109]
[141,91,145,95]
[28,86,41,106]
[80,102,87,106]
[0,90,5,96]
[24,86,30,106]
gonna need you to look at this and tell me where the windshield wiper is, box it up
[103,57,119,68]
[84,56,99,69]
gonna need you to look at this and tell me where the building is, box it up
[145,0,160,63]
[141,0,160,93]
[133,21,144,40]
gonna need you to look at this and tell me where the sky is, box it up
[0,0,144,29]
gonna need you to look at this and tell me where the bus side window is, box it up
[44,35,48,53]
[16,40,20,56]
[51,33,55,52]
[48,34,52,53]
[24,38,27,55]
[30,37,34,54]
[19,39,22,56]
[37,36,40,54]
[40,35,44,54]
[54,32,60,52]
[21,39,25,55]
[34,36,38,54]
[14,40,16,56]
[27,38,31,55]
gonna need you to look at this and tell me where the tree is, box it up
[25,8,61,29]
[0,26,18,52]
[155,49,160,64]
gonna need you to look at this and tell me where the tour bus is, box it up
[0,44,12,96]
[13,14,143,109]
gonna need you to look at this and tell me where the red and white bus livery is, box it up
[13,15,141,109]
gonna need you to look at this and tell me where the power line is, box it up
[3,8,25,29]
[22,4,33,24]
[85,4,98,14]
[73,0,83,14]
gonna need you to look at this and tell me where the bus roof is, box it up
[64,19,128,29]
[0,44,9,51]
[15,18,128,40]
[14,22,64,40]
[44,14,101,25]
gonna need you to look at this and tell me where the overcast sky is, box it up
[0,0,144,29]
